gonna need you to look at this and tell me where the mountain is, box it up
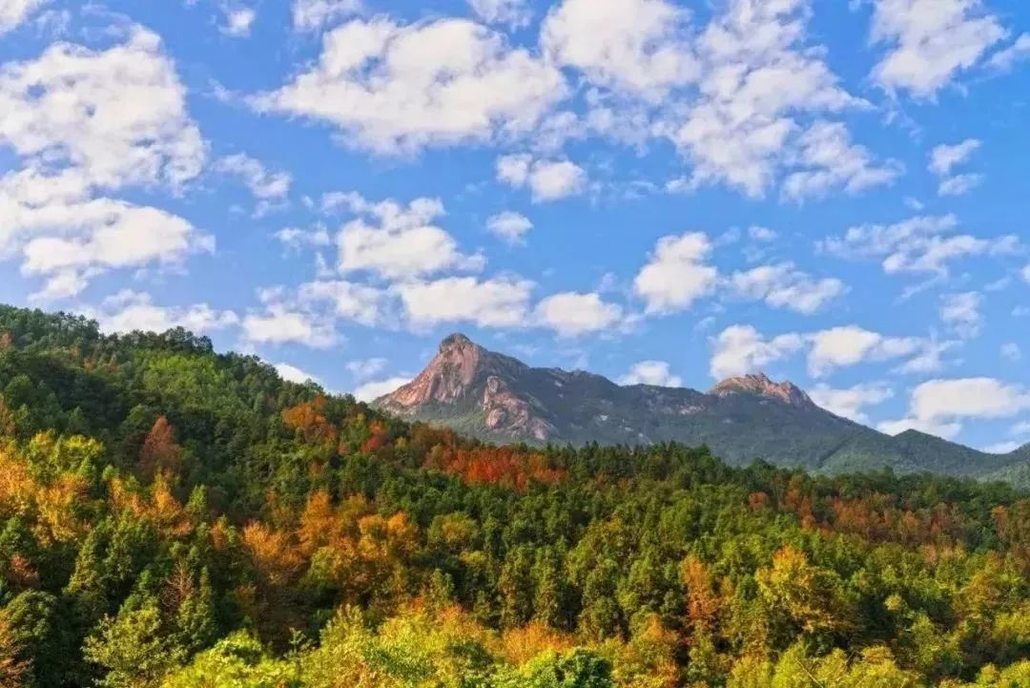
[376,333,1030,481]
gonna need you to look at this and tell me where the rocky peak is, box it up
[379,333,485,409]
[709,372,813,407]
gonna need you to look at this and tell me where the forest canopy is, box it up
[0,304,1027,687]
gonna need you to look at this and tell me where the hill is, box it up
[0,303,1028,687]
[376,333,1029,483]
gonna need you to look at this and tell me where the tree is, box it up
[139,417,182,481]
[83,597,179,688]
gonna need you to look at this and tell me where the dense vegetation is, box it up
[0,304,1028,687]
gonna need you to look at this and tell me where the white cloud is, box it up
[0,27,209,297]
[709,325,805,379]
[486,211,533,244]
[988,33,1030,71]
[468,0,531,28]
[929,139,981,176]
[332,194,483,279]
[1001,343,1022,362]
[0,27,205,189]
[255,17,565,154]
[496,154,587,202]
[619,360,683,387]
[669,0,869,198]
[533,291,623,337]
[296,279,386,326]
[748,225,778,242]
[275,362,319,384]
[809,383,894,424]
[1011,421,1030,437]
[291,0,361,31]
[541,0,696,97]
[894,338,957,375]
[806,326,921,377]
[353,376,410,402]
[346,357,387,380]
[5,182,213,299]
[634,231,717,314]
[939,291,982,338]
[878,415,962,439]
[710,323,934,380]
[221,6,256,37]
[215,154,291,200]
[0,0,47,34]
[937,173,983,197]
[242,307,337,348]
[881,377,1030,439]
[983,441,1023,455]
[1024,265,1030,284]
[729,262,845,314]
[821,214,1019,276]
[929,139,982,196]
[395,276,533,329]
[90,290,238,335]
[274,225,332,250]
[781,121,901,201]
[868,0,1006,98]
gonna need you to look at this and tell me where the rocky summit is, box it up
[376,334,1030,481]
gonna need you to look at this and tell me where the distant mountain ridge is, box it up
[375,333,1030,483]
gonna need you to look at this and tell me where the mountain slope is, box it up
[377,334,1030,481]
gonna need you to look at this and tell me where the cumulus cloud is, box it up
[0,0,47,34]
[929,139,982,196]
[937,173,983,197]
[821,214,1019,276]
[930,139,981,176]
[867,0,1006,98]
[395,276,533,329]
[274,225,332,250]
[729,262,845,314]
[710,323,935,380]
[254,17,565,154]
[468,0,531,28]
[541,0,696,98]
[291,0,361,31]
[781,121,901,201]
[619,360,683,387]
[220,6,256,37]
[668,0,877,199]
[634,231,717,314]
[881,377,1030,439]
[533,291,623,337]
[215,154,291,200]
[1001,343,1022,362]
[486,211,533,244]
[939,291,982,338]
[296,279,387,326]
[709,325,805,379]
[988,33,1030,71]
[496,154,587,202]
[329,194,483,279]
[806,326,921,378]
[89,290,238,335]
[353,376,411,402]
[809,383,894,424]
[0,27,209,298]
[242,308,337,348]
[346,357,388,380]
[275,362,319,384]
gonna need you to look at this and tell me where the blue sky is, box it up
[1,0,1029,452]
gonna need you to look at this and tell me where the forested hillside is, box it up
[0,304,1028,687]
